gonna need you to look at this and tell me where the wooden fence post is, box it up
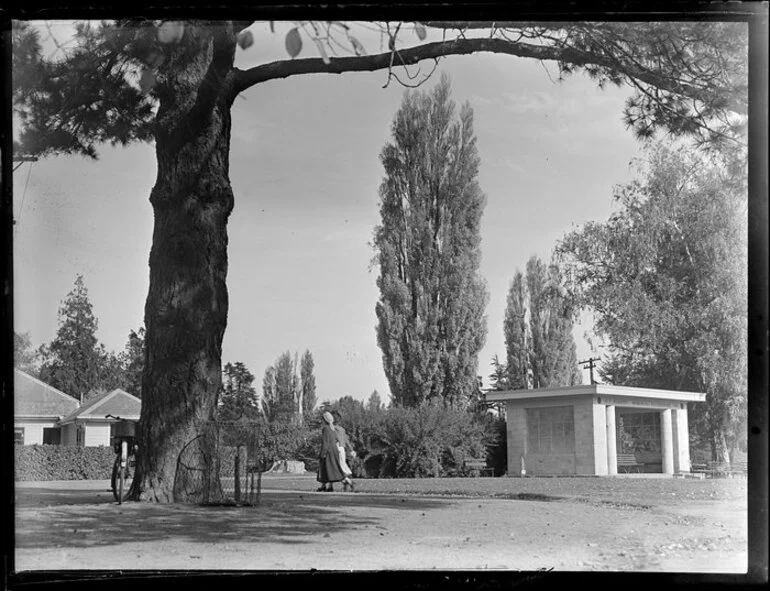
[234,447,241,502]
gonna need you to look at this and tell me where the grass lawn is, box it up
[255,472,747,507]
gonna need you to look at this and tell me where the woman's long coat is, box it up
[317,423,346,483]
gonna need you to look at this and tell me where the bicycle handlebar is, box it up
[105,414,138,422]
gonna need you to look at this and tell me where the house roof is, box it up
[485,384,706,403]
[14,369,80,418]
[59,388,141,424]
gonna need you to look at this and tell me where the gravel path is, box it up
[13,477,747,572]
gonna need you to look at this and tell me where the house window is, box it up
[43,427,61,445]
[14,428,24,445]
[527,406,575,454]
[76,425,85,447]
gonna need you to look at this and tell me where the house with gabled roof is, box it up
[14,369,79,445]
[58,388,141,447]
[14,369,142,447]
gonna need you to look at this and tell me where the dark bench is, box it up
[617,453,644,473]
[464,458,494,477]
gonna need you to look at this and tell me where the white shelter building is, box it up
[486,385,706,476]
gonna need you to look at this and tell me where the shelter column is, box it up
[672,406,691,473]
[660,409,674,475]
[606,405,617,475]
[591,401,608,475]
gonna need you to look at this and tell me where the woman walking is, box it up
[317,411,346,492]
[333,410,356,492]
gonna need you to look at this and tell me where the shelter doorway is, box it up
[616,409,663,473]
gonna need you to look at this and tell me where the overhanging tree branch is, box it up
[232,37,746,115]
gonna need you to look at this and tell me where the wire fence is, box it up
[172,419,309,505]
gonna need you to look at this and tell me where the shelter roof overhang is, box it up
[485,384,706,403]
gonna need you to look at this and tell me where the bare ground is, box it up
[13,475,747,573]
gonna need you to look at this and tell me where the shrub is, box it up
[216,418,309,471]
[366,402,488,478]
[484,416,508,476]
[15,444,116,481]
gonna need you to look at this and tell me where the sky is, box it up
[13,21,646,404]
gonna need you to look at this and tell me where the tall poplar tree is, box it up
[260,365,278,421]
[503,257,581,389]
[262,351,302,422]
[300,350,317,417]
[374,74,489,408]
[503,272,529,389]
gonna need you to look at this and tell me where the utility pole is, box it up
[579,357,601,385]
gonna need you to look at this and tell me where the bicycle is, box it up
[106,414,138,504]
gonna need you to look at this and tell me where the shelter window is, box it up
[527,406,575,454]
[617,412,661,453]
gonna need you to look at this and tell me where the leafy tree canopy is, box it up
[13,20,747,161]
[14,332,39,376]
[557,142,747,460]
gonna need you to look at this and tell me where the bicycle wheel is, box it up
[111,459,135,503]
[118,460,125,503]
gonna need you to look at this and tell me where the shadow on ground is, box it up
[492,492,652,510]
[16,485,116,508]
[15,488,451,550]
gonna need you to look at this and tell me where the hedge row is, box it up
[15,444,116,481]
[215,404,507,479]
[15,444,283,482]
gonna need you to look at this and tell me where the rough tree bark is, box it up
[130,25,238,503]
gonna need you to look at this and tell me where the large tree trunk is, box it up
[130,26,237,502]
